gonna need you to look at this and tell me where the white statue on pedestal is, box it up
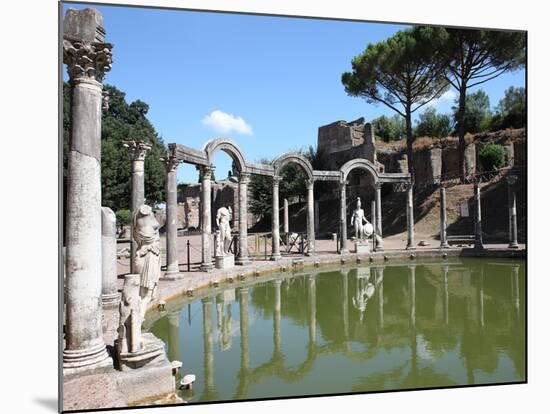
[351,197,374,241]
[216,205,232,255]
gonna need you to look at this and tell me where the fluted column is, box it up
[375,182,384,251]
[164,154,182,278]
[270,176,282,260]
[63,8,113,372]
[339,182,348,254]
[273,280,282,355]
[474,183,484,249]
[440,187,450,248]
[124,140,152,273]
[406,183,415,250]
[200,165,214,271]
[507,175,519,248]
[236,172,251,265]
[306,179,315,255]
[101,207,119,307]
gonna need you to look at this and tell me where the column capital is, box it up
[197,164,215,179]
[123,140,152,161]
[375,181,383,190]
[239,172,251,184]
[306,179,314,191]
[63,39,112,83]
[272,175,282,185]
[164,153,180,172]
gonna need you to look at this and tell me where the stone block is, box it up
[354,241,370,254]
[215,254,235,270]
[64,8,106,43]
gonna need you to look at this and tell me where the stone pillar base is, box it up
[474,243,485,250]
[270,254,282,261]
[163,271,185,280]
[215,254,235,270]
[101,292,121,308]
[200,262,214,272]
[406,245,416,250]
[354,242,370,254]
[115,333,167,372]
[63,342,112,375]
[508,243,519,249]
[439,243,451,249]
[339,249,349,255]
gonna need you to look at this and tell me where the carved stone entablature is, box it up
[63,39,113,82]
[123,140,152,161]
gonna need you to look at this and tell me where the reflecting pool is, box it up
[148,258,525,403]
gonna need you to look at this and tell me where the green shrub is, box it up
[115,209,132,233]
[479,143,506,172]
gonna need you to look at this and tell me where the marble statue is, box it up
[117,274,143,354]
[133,204,161,317]
[216,205,233,255]
[351,197,374,241]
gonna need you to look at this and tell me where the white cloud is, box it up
[202,110,253,136]
[427,89,458,109]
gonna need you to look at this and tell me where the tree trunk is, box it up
[406,107,415,182]
[457,85,467,182]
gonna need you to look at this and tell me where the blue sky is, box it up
[63,2,525,183]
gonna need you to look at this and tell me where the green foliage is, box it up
[249,158,273,219]
[371,114,406,142]
[490,86,526,130]
[478,143,506,172]
[452,90,492,134]
[342,26,450,176]
[115,209,132,232]
[63,82,166,212]
[414,107,452,138]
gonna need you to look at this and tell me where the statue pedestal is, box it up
[215,254,235,270]
[354,241,370,254]
[115,332,167,372]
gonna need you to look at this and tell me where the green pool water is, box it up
[149,258,525,403]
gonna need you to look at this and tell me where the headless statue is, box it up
[216,205,232,255]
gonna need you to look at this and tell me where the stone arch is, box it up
[203,138,248,173]
[340,158,380,184]
[272,152,314,180]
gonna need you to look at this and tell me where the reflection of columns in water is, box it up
[166,311,181,362]
[273,280,282,354]
[479,265,485,328]
[376,267,384,329]
[511,265,520,319]
[408,265,416,328]
[238,288,250,372]
[341,270,349,340]
[308,275,317,345]
[202,298,214,393]
[443,265,449,325]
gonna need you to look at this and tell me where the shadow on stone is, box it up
[34,398,58,412]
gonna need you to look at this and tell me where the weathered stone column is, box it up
[164,154,182,279]
[236,172,252,265]
[200,165,214,271]
[507,175,519,249]
[63,8,113,372]
[474,182,484,249]
[270,176,282,260]
[273,280,282,355]
[101,207,119,307]
[375,182,384,251]
[124,140,151,273]
[306,179,315,256]
[283,198,289,237]
[339,182,348,254]
[406,183,415,250]
[439,187,450,248]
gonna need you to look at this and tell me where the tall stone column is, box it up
[406,183,415,250]
[273,280,282,355]
[200,165,214,271]
[283,198,289,237]
[164,154,182,278]
[439,187,450,248]
[101,207,119,307]
[474,183,484,249]
[306,179,315,256]
[375,182,384,251]
[63,8,113,372]
[236,172,251,265]
[124,140,151,273]
[339,182,348,254]
[270,176,282,260]
[507,175,519,249]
